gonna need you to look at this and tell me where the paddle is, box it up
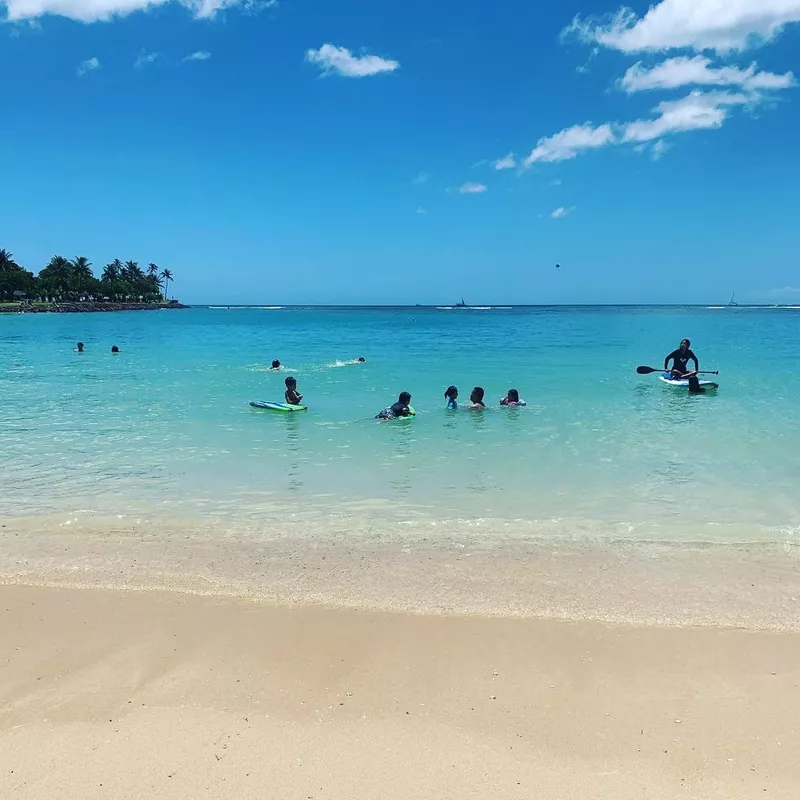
[636,365,719,375]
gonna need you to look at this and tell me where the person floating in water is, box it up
[111,345,120,354]
[664,339,698,378]
[376,392,413,420]
[76,342,84,353]
[284,376,303,406]
[470,387,486,409]
[270,359,281,370]
[688,375,718,394]
[357,357,366,363]
[444,385,459,409]
[500,388,526,407]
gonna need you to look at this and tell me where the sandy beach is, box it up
[2,584,799,800]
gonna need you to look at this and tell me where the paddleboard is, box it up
[658,373,717,389]
[250,401,308,412]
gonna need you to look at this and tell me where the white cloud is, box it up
[622,56,795,93]
[3,0,241,22]
[622,90,751,143]
[525,123,616,165]
[415,207,427,215]
[135,50,160,68]
[551,206,574,218]
[77,57,100,76]
[183,50,212,62]
[493,153,517,170]
[651,140,671,160]
[305,44,399,78]
[413,172,430,186]
[458,183,488,194]
[549,179,563,186]
[566,0,800,54]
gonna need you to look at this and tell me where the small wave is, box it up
[469,306,492,310]
[255,306,284,310]
[436,306,454,310]
[706,306,725,309]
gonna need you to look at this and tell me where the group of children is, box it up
[377,387,526,419]
[277,377,527,419]
[443,386,525,410]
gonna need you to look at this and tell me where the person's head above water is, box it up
[470,387,485,404]
[76,342,84,352]
[357,357,366,363]
[444,385,458,400]
[398,391,412,405]
[507,389,520,403]
[285,376,297,388]
[271,359,281,369]
[111,345,119,354]
[679,338,691,351]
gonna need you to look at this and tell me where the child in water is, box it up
[444,386,459,409]
[500,389,526,407]
[470,387,486,409]
[285,376,303,405]
[269,359,281,370]
[376,392,413,420]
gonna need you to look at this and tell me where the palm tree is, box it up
[160,268,174,301]
[101,262,120,298]
[71,256,93,297]
[147,262,159,277]
[0,248,19,271]
[38,256,73,298]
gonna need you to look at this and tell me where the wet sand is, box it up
[2,584,799,799]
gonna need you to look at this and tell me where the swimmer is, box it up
[284,376,304,406]
[376,392,413,420]
[444,386,459,409]
[470,387,486,409]
[500,388,526,407]
[111,345,119,354]
[270,359,281,370]
[76,342,84,353]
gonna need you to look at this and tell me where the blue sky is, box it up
[1,0,799,304]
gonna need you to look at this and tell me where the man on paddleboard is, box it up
[664,339,699,378]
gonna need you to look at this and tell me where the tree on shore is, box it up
[71,256,96,297]
[161,268,174,300]
[0,249,36,301]
[0,247,175,303]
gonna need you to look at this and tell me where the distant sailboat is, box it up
[455,297,467,307]
[728,291,739,307]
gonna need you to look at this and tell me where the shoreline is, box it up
[2,583,799,800]
[0,300,189,314]
[2,513,799,631]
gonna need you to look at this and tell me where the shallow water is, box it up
[2,305,800,549]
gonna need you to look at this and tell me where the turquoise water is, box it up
[2,306,800,546]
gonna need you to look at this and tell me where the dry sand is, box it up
[2,584,799,799]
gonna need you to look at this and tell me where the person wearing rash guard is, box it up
[376,392,413,420]
[664,339,698,378]
[444,386,459,409]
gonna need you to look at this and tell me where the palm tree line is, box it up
[0,249,174,303]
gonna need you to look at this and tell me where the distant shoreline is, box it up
[0,300,189,314]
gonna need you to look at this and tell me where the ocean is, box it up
[2,305,800,625]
